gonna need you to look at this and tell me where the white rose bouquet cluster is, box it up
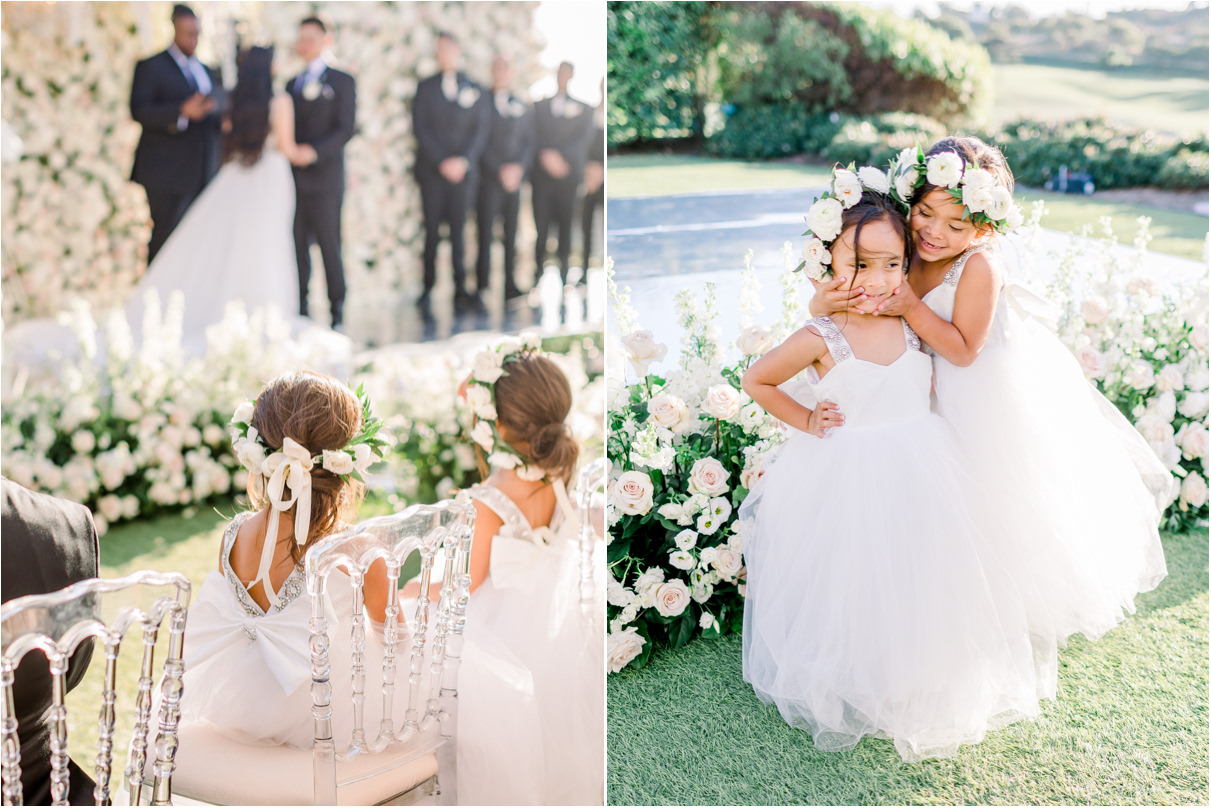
[889,146,1025,234]
[606,257,800,674]
[1046,215,1209,530]
[798,164,896,282]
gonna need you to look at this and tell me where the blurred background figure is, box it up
[580,76,605,275]
[287,15,356,331]
[129,3,224,263]
[412,31,490,312]
[532,61,593,286]
[475,55,534,305]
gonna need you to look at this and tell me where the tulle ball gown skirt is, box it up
[741,415,1048,762]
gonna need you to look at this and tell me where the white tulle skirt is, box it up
[741,415,1049,762]
[932,293,1170,646]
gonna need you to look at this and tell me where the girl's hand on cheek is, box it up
[874,282,919,317]
[810,276,863,315]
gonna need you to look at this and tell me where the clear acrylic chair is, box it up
[1,571,192,806]
[170,497,476,806]
[577,457,607,621]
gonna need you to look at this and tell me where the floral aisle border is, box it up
[0,290,604,535]
[605,211,1209,674]
[1,1,542,325]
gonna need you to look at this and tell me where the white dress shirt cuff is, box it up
[177,114,189,132]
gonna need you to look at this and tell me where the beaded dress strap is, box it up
[943,242,992,287]
[902,319,922,352]
[805,316,852,363]
[469,484,536,543]
[221,511,306,617]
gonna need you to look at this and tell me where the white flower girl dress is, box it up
[741,316,1047,762]
[923,242,1170,648]
[454,479,604,805]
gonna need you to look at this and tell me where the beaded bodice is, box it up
[922,242,998,323]
[220,511,306,618]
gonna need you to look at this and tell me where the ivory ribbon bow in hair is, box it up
[251,437,314,609]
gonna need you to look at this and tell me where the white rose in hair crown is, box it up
[798,163,897,282]
[889,145,1024,235]
[461,333,550,482]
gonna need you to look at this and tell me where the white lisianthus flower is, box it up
[706,496,733,523]
[700,612,718,631]
[466,384,497,420]
[621,330,668,378]
[653,579,691,617]
[607,626,646,673]
[469,421,494,451]
[71,430,96,454]
[962,182,996,215]
[669,550,696,571]
[232,401,255,424]
[657,501,691,525]
[1081,295,1110,325]
[696,510,723,535]
[738,402,766,433]
[1003,204,1025,231]
[1156,364,1184,392]
[471,350,505,384]
[832,169,863,208]
[633,567,666,602]
[1124,360,1156,391]
[688,457,730,496]
[606,577,633,607]
[1176,421,1208,460]
[857,166,890,194]
[351,443,374,473]
[1074,345,1107,380]
[1178,392,1209,420]
[925,152,963,188]
[987,186,1013,221]
[614,470,655,516]
[1190,323,1209,351]
[801,237,833,282]
[691,582,715,603]
[737,326,776,357]
[1179,472,1207,512]
[805,197,844,242]
[487,451,521,469]
[647,393,691,432]
[322,450,355,476]
[673,529,698,550]
[703,384,742,421]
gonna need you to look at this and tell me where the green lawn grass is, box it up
[607,530,1208,806]
[607,155,1209,260]
[991,61,1208,136]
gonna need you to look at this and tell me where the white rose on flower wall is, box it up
[688,457,730,497]
[737,326,776,357]
[703,384,742,420]
[653,579,691,617]
[647,393,691,432]
[607,626,646,673]
[621,330,668,378]
[1179,473,1207,511]
[1156,364,1184,392]
[1081,295,1110,325]
[1124,360,1156,391]
[614,471,655,516]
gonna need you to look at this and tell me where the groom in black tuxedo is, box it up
[412,32,490,309]
[532,62,595,285]
[287,16,357,331]
[129,4,223,264]
[1,479,100,805]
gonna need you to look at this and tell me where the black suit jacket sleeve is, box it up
[412,79,447,167]
[130,56,185,132]
[464,93,491,166]
[310,71,357,165]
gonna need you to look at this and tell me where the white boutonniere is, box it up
[508,99,526,118]
[562,99,583,119]
[458,85,480,109]
[302,81,321,102]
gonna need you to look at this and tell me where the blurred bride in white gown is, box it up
[4,46,349,366]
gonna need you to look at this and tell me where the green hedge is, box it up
[984,117,1210,191]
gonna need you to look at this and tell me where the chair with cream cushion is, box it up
[170,498,475,806]
[1,570,192,806]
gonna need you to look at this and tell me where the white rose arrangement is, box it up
[890,146,1024,235]
[797,162,901,280]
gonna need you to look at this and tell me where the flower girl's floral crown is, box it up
[463,332,549,482]
[889,146,1024,234]
[228,383,388,608]
[799,163,897,281]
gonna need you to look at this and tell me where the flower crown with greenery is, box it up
[228,382,388,608]
[463,332,549,482]
[889,146,1025,235]
[798,163,898,282]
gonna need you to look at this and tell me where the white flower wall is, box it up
[1,0,543,324]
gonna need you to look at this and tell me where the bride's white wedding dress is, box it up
[454,480,605,805]
[741,317,1047,762]
[923,242,1170,648]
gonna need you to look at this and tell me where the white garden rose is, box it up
[1074,345,1107,380]
[961,167,995,191]
[203,424,225,446]
[669,550,696,571]
[607,626,646,673]
[1149,437,1183,471]
[801,237,833,282]
[703,385,742,420]
[352,444,374,473]
[1179,472,1207,511]
[673,529,698,550]
[322,450,355,476]
[713,547,744,579]
[1136,413,1175,444]
[987,186,1013,221]
[1178,392,1209,420]
[465,384,497,420]
[688,457,729,496]
[925,152,963,188]
[633,566,666,601]
[232,401,255,424]
[471,350,505,384]
[857,166,890,194]
[621,329,668,378]
[1124,360,1156,391]
[1190,323,1209,351]
[740,464,767,491]
[962,182,995,215]
[487,451,521,469]
[737,326,776,357]
[894,166,918,202]
[1081,295,1110,325]
[97,494,122,523]
[1004,204,1025,231]
[469,421,494,451]
[1156,364,1184,392]
[1176,421,1208,460]
[832,169,863,208]
[1127,274,1159,299]
[647,393,691,433]
[614,470,655,516]
[653,579,691,617]
[71,430,96,454]
[606,577,633,607]
[805,197,844,242]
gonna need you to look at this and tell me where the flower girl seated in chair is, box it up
[175,370,399,748]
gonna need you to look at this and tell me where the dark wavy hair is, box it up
[222,46,274,167]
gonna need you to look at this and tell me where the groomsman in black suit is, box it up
[475,56,534,302]
[412,32,490,309]
[286,16,357,331]
[129,4,223,263]
[1,479,100,805]
[532,62,595,285]
[581,81,606,274]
